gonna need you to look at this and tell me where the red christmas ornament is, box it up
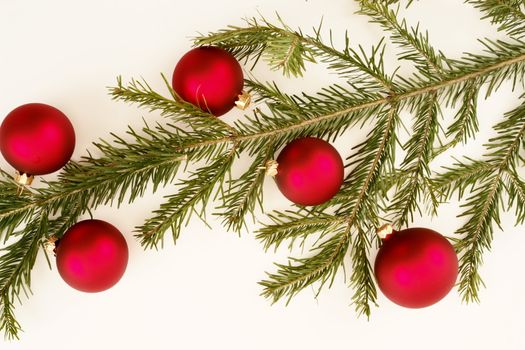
[55,219,129,293]
[273,137,344,206]
[374,225,458,308]
[0,103,75,183]
[172,46,249,116]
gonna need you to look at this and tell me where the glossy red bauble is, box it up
[56,220,129,293]
[172,46,244,116]
[374,227,458,308]
[274,137,344,206]
[0,103,75,176]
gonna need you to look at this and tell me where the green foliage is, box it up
[110,76,236,136]
[3,0,525,338]
[0,212,79,340]
[389,92,440,227]
[0,171,35,243]
[445,81,480,147]
[259,225,351,304]
[218,142,276,232]
[467,0,525,39]
[196,16,397,94]
[137,148,236,248]
[435,98,525,302]
[256,211,344,250]
[350,227,378,318]
[358,0,447,79]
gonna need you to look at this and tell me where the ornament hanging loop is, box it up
[376,223,394,239]
[235,91,252,110]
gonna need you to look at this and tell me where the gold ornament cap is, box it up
[376,224,394,239]
[235,91,252,110]
[264,160,279,176]
[15,171,34,186]
[43,235,59,254]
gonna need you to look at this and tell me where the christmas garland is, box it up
[1,0,525,339]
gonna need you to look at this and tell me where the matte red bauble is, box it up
[172,46,246,116]
[56,219,129,293]
[274,137,344,206]
[374,225,458,308]
[0,103,75,177]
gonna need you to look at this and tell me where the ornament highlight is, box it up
[172,46,248,116]
[0,103,75,183]
[273,137,344,206]
[374,225,458,308]
[55,219,129,293]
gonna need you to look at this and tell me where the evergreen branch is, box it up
[256,211,346,250]
[451,99,525,302]
[0,214,47,340]
[452,38,525,98]
[505,170,525,224]
[358,0,447,78]
[237,80,384,151]
[195,16,397,93]
[334,105,399,218]
[334,106,399,314]
[390,92,439,227]
[349,226,377,318]
[467,0,525,39]
[101,43,525,162]
[0,173,36,243]
[0,123,190,239]
[264,31,314,78]
[259,225,351,304]
[0,123,194,336]
[0,293,20,340]
[229,44,525,151]
[0,204,81,339]
[137,147,237,248]
[445,80,480,146]
[486,96,525,165]
[456,175,503,303]
[432,158,495,198]
[47,127,187,210]
[217,142,276,232]
[435,96,525,199]
[110,76,237,135]
[384,0,417,7]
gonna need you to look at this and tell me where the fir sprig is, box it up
[0,212,56,340]
[137,147,237,248]
[435,98,525,302]
[259,224,351,304]
[506,170,525,225]
[110,76,237,136]
[357,0,447,79]
[3,0,525,338]
[0,171,35,243]
[350,226,378,318]
[445,80,481,146]
[256,211,344,251]
[389,92,440,227]
[217,141,276,232]
[195,16,398,94]
[467,0,525,39]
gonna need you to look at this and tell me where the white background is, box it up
[1,0,525,349]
